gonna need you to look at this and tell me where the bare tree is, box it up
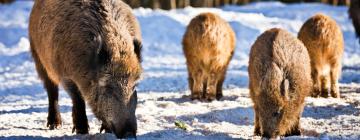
[161,0,176,10]
[177,0,190,8]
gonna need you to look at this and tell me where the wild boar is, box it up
[248,28,312,138]
[29,0,142,138]
[349,0,360,41]
[182,12,236,101]
[298,13,344,98]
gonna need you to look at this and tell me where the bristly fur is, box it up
[182,12,236,101]
[298,13,344,98]
[249,28,312,138]
[29,0,142,138]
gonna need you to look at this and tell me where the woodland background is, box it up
[0,0,353,9]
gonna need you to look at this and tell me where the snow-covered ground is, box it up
[0,1,360,139]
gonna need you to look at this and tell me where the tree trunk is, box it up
[221,0,231,6]
[139,0,160,9]
[160,0,176,10]
[191,0,212,7]
[214,0,222,7]
[125,0,141,8]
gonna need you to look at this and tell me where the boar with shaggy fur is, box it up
[183,12,236,101]
[29,0,142,138]
[349,0,360,40]
[298,13,344,98]
[249,28,312,138]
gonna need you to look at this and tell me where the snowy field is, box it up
[1,1,360,140]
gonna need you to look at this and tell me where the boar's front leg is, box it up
[216,70,226,100]
[311,68,321,97]
[30,47,61,129]
[204,73,218,101]
[320,75,330,98]
[44,78,62,130]
[330,62,341,98]
[191,70,204,100]
[63,80,89,134]
[253,106,261,136]
[285,116,301,136]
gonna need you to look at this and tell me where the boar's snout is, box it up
[94,80,138,138]
[111,119,137,139]
[111,91,137,139]
[262,130,280,139]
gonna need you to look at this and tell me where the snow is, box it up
[0,1,360,140]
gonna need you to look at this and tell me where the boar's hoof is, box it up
[47,123,61,130]
[204,94,216,102]
[285,128,302,137]
[47,116,62,130]
[100,123,111,133]
[216,93,223,100]
[330,90,340,98]
[191,92,202,100]
[320,89,330,98]
[72,125,89,134]
[254,128,261,136]
[311,88,321,98]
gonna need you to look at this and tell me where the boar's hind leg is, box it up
[330,63,341,98]
[30,47,61,130]
[311,69,321,97]
[320,75,330,98]
[63,80,89,134]
[253,106,261,136]
[188,72,194,95]
[191,71,204,100]
[204,73,218,101]
[215,71,226,100]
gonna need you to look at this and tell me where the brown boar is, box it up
[248,28,312,138]
[29,0,142,138]
[298,13,344,98]
[182,12,236,101]
[349,0,360,40]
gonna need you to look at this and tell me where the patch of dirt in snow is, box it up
[1,85,360,140]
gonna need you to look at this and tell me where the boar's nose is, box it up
[262,132,271,139]
[111,122,137,139]
[123,131,136,139]
[261,132,280,140]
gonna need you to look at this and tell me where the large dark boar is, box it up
[248,28,312,138]
[349,0,360,40]
[298,13,344,98]
[29,0,142,138]
[182,12,236,101]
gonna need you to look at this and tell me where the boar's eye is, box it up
[272,109,282,117]
[272,112,280,117]
[98,45,110,65]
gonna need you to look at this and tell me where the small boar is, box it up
[298,13,344,98]
[182,12,236,101]
[349,0,360,40]
[29,0,142,138]
[248,28,312,138]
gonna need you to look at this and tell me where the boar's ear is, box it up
[280,79,290,101]
[133,38,142,62]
